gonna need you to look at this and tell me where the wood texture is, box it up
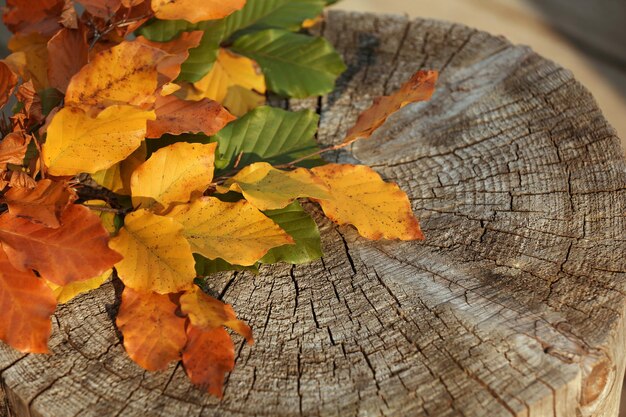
[2,11,626,417]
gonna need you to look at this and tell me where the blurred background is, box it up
[332,0,626,151]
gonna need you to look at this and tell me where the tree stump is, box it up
[2,10,626,417]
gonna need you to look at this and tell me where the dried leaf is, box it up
[342,70,438,146]
[47,27,89,93]
[3,0,65,36]
[146,95,234,138]
[220,162,329,210]
[182,325,234,398]
[3,179,76,228]
[75,0,122,18]
[0,204,122,285]
[168,197,293,266]
[311,164,424,240]
[0,250,56,353]
[117,287,187,371]
[109,209,196,293]
[0,62,18,109]
[131,142,217,210]
[180,286,252,343]
[0,132,30,166]
[151,0,246,23]
[43,105,155,176]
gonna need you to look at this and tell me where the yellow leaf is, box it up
[221,85,265,117]
[151,0,245,23]
[43,105,155,176]
[311,164,424,241]
[46,269,111,304]
[131,142,216,210]
[84,200,117,235]
[8,33,48,89]
[109,209,196,294]
[169,197,293,266]
[92,142,147,195]
[180,286,252,343]
[65,41,164,111]
[220,162,329,210]
[188,48,265,114]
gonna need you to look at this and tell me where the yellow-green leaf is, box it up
[43,106,155,176]
[220,162,329,210]
[169,197,293,266]
[109,209,196,293]
[311,164,424,241]
[131,142,217,210]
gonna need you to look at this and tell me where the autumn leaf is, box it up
[151,0,246,23]
[342,70,438,146]
[221,85,265,117]
[0,250,56,353]
[183,325,235,398]
[76,0,122,18]
[220,162,329,210]
[0,61,18,109]
[146,94,235,138]
[180,286,252,343]
[8,33,49,89]
[116,287,187,371]
[0,204,123,285]
[311,164,424,240]
[46,269,111,304]
[46,27,88,93]
[187,48,266,116]
[3,0,65,36]
[3,179,76,228]
[64,41,165,110]
[91,142,147,196]
[0,131,30,167]
[109,209,196,293]
[168,197,293,266]
[43,105,155,176]
[131,142,217,210]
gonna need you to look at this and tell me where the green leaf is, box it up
[261,202,322,264]
[209,106,323,172]
[38,88,63,116]
[221,0,325,40]
[138,20,225,82]
[232,29,346,98]
[194,254,259,276]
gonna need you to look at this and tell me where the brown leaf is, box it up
[0,62,18,110]
[342,70,438,146]
[16,81,45,124]
[59,0,78,29]
[75,0,122,18]
[3,0,65,36]
[147,95,234,138]
[0,204,123,285]
[116,287,187,371]
[3,179,76,228]
[0,249,57,353]
[0,131,30,167]
[47,27,89,93]
[7,170,37,189]
[182,325,235,398]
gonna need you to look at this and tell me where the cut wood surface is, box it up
[2,10,626,417]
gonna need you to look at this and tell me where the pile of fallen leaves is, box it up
[0,0,437,397]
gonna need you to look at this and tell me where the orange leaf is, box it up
[64,41,164,111]
[0,62,18,109]
[147,95,235,138]
[0,250,56,353]
[135,31,203,87]
[75,0,122,18]
[3,0,65,36]
[151,0,245,23]
[47,27,89,93]
[183,325,235,398]
[180,287,252,343]
[3,179,75,228]
[0,204,123,285]
[8,33,49,90]
[0,131,30,167]
[116,287,187,371]
[342,70,438,146]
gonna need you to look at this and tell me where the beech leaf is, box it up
[109,209,196,294]
[151,0,246,23]
[46,269,111,304]
[3,179,76,228]
[117,287,187,371]
[0,61,18,109]
[311,164,424,240]
[46,27,88,93]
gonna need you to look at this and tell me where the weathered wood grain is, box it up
[1,11,625,417]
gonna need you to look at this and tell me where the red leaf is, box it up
[0,250,57,353]
[3,0,65,35]
[183,325,235,398]
[3,179,76,228]
[147,95,235,138]
[0,204,123,285]
[47,27,89,93]
[116,287,187,371]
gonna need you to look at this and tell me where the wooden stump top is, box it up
[2,10,626,417]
